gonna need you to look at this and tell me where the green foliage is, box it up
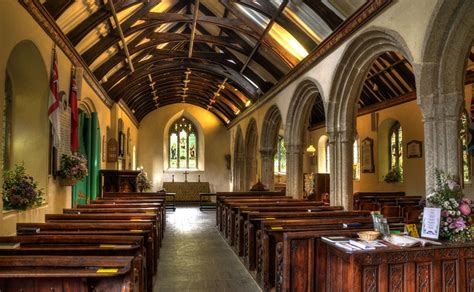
[2,164,44,211]
[383,166,402,183]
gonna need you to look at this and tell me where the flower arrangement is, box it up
[384,166,402,183]
[58,153,88,184]
[137,169,152,192]
[425,170,472,242]
[2,164,44,211]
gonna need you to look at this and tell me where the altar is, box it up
[162,182,210,202]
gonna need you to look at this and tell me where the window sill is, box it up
[2,203,48,216]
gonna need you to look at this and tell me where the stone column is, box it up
[286,143,304,199]
[244,156,256,190]
[419,92,463,193]
[260,148,276,190]
[328,130,354,210]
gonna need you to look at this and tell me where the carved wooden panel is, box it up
[416,262,431,292]
[363,266,378,292]
[442,260,457,292]
[466,259,474,291]
[389,264,404,292]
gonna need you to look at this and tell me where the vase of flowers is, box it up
[137,169,152,192]
[2,164,44,211]
[58,153,88,186]
[425,170,472,242]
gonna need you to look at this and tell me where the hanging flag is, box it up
[469,97,474,156]
[48,46,61,148]
[70,66,79,152]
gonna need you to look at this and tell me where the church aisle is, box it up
[155,206,261,292]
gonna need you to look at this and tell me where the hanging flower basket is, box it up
[59,177,79,186]
[58,153,88,187]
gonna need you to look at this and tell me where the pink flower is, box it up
[449,218,466,230]
[441,210,450,217]
[459,203,471,216]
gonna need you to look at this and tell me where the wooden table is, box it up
[317,240,474,291]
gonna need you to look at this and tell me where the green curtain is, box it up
[72,112,100,207]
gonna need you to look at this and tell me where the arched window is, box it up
[325,140,330,173]
[389,121,403,174]
[169,117,198,169]
[353,137,360,180]
[460,110,471,184]
[274,135,286,174]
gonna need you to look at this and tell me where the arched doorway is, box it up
[73,104,101,206]
[260,105,282,190]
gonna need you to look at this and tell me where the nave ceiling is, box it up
[38,0,368,124]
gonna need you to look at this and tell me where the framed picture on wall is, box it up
[361,137,375,173]
[407,140,423,158]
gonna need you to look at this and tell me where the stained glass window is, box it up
[460,110,471,184]
[169,117,198,169]
[274,136,286,174]
[353,137,360,180]
[389,121,403,175]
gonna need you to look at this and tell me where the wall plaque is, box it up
[361,137,375,173]
[107,138,118,162]
[407,140,422,158]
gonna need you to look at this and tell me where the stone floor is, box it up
[154,206,261,292]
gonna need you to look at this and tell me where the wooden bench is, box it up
[0,256,139,291]
[44,213,161,260]
[17,221,157,290]
[0,234,149,291]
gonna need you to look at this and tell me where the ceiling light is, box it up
[245,100,251,107]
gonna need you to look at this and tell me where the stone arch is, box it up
[233,126,245,191]
[78,97,97,117]
[5,40,49,194]
[260,104,282,190]
[244,118,258,190]
[285,78,324,198]
[327,28,414,209]
[418,1,474,191]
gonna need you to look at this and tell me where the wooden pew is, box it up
[63,208,164,243]
[224,201,325,244]
[215,191,285,227]
[76,202,166,232]
[0,256,138,291]
[218,196,290,231]
[44,213,160,261]
[0,234,149,291]
[17,221,156,290]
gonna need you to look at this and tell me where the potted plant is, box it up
[2,164,44,211]
[383,166,402,183]
[137,169,152,192]
[58,153,88,186]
